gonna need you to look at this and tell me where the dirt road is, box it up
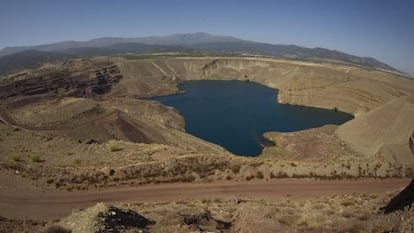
[0,106,120,131]
[0,177,409,220]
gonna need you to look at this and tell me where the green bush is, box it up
[30,154,41,162]
[109,144,122,152]
[231,165,241,173]
[74,159,82,165]
[11,155,21,162]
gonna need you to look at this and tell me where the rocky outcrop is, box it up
[0,59,122,100]
[382,179,414,214]
[381,130,414,214]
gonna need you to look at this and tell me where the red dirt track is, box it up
[0,177,409,220]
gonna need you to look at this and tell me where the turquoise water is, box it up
[153,80,353,156]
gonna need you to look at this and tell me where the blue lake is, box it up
[153,80,353,156]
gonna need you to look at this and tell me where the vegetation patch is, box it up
[108,143,123,152]
[10,154,22,162]
[73,159,82,166]
[30,154,41,162]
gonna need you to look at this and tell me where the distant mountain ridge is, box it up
[0,32,241,56]
[0,32,401,76]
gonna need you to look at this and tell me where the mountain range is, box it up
[0,32,400,76]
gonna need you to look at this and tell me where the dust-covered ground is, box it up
[1,189,413,233]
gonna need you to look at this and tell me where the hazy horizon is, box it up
[1,0,413,75]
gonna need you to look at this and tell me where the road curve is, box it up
[0,178,410,220]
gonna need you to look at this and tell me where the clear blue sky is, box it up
[0,0,413,74]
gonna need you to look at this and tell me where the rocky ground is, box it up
[1,189,413,233]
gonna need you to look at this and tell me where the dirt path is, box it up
[0,106,119,131]
[0,106,18,125]
[0,178,409,220]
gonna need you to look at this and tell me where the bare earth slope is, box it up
[337,96,414,163]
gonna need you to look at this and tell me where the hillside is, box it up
[0,33,401,76]
[0,50,71,76]
[337,96,414,163]
[0,32,240,56]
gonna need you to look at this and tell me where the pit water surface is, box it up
[153,80,353,156]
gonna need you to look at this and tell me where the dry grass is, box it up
[44,225,71,233]
[341,208,356,218]
[277,214,299,225]
[73,159,82,166]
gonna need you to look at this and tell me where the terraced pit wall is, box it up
[115,57,414,116]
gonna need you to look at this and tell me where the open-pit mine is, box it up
[0,56,413,232]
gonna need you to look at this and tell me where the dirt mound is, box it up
[336,96,414,164]
[60,203,154,233]
[262,125,356,161]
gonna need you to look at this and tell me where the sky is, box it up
[0,0,413,74]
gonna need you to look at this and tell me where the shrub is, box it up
[74,159,82,166]
[30,154,41,162]
[278,171,289,178]
[341,199,355,207]
[11,155,21,162]
[109,144,122,152]
[256,171,264,179]
[180,175,196,182]
[44,225,71,233]
[278,215,299,225]
[231,165,241,173]
[245,175,254,181]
